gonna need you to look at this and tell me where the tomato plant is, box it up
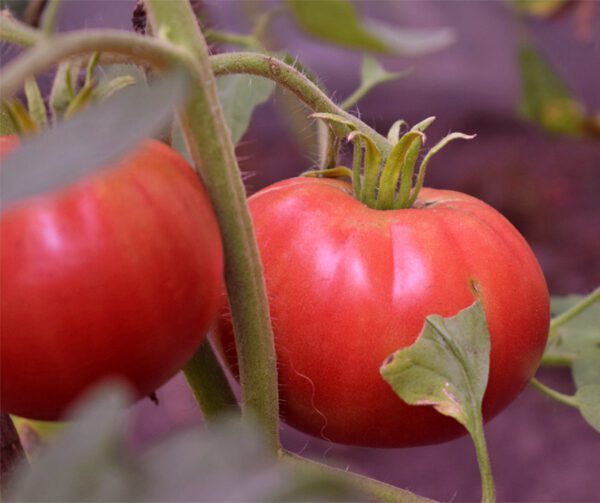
[216,176,550,447]
[0,136,224,420]
[2,2,598,502]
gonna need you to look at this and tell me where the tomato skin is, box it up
[1,136,224,420]
[216,177,550,447]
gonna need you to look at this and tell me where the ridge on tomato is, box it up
[215,176,550,447]
[1,136,224,420]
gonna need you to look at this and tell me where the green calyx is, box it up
[308,113,475,210]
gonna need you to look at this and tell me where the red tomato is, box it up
[216,177,549,447]
[1,136,224,420]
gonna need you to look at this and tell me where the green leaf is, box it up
[0,103,19,135]
[49,60,82,120]
[362,20,456,57]
[217,74,275,144]
[24,77,48,127]
[1,71,188,212]
[7,384,134,502]
[341,56,410,110]
[288,0,387,52]
[96,64,147,88]
[511,0,568,17]
[575,385,600,433]
[288,0,454,55]
[518,42,586,135]
[7,383,362,501]
[573,352,600,387]
[544,295,600,363]
[381,301,490,432]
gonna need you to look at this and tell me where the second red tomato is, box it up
[216,177,549,447]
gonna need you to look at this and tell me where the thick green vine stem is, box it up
[209,52,391,157]
[144,0,280,452]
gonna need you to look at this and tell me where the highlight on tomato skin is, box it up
[0,136,225,421]
[215,176,550,448]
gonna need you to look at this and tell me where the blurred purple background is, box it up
[5,1,600,501]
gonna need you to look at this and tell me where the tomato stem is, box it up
[471,408,496,503]
[183,340,240,422]
[144,0,280,452]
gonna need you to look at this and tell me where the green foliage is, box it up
[1,71,187,211]
[6,384,362,502]
[0,104,18,135]
[546,295,600,364]
[518,42,586,135]
[511,0,568,17]
[217,74,275,144]
[341,56,410,110]
[288,0,454,56]
[288,0,387,52]
[381,301,490,433]
[546,294,600,432]
[24,77,47,127]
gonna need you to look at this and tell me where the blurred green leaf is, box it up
[341,56,410,110]
[49,60,83,120]
[1,71,187,212]
[512,0,569,17]
[288,0,454,55]
[171,73,274,162]
[0,103,19,135]
[381,301,489,433]
[7,383,134,502]
[363,20,455,56]
[217,74,275,144]
[0,0,28,17]
[96,64,148,88]
[518,42,586,135]
[288,0,387,52]
[24,77,48,127]
[7,383,362,502]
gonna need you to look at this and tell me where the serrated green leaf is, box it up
[381,301,490,432]
[1,71,187,211]
[217,74,275,144]
[575,385,600,433]
[518,42,586,135]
